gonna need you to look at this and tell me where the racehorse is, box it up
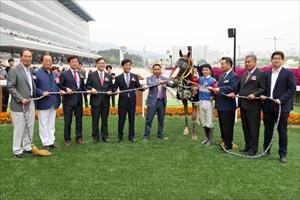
[173,50,199,140]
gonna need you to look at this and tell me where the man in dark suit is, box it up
[59,55,89,146]
[261,51,296,163]
[231,54,266,156]
[86,58,113,143]
[214,57,239,150]
[114,59,145,143]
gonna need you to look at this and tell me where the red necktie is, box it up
[73,70,78,82]
[100,72,104,86]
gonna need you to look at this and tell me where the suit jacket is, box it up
[238,68,266,110]
[35,67,61,110]
[146,75,173,107]
[215,70,239,111]
[59,69,85,106]
[85,70,113,107]
[114,73,142,107]
[263,67,296,112]
[7,63,36,112]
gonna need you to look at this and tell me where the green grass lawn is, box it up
[0,115,299,200]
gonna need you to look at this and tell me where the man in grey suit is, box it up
[7,49,36,158]
[143,64,173,141]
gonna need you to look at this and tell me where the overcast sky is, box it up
[77,0,300,55]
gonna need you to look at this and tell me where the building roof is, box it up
[57,0,94,22]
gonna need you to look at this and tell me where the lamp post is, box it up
[228,28,236,71]
[187,46,192,57]
[169,55,172,67]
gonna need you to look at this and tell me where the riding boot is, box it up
[205,128,213,146]
[202,127,209,144]
[204,127,211,146]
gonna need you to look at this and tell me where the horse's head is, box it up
[176,50,193,71]
[175,50,194,79]
[173,50,197,99]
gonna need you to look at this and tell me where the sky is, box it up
[77,0,300,55]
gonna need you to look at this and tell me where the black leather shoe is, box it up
[245,151,256,156]
[279,156,287,163]
[239,147,249,153]
[92,138,99,143]
[15,153,25,158]
[129,138,136,143]
[116,138,123,143]
[102,138,109,143]
[23,150,33,154]
[93,137,99,143]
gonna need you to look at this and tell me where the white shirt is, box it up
[224,69,233,79]
[245,67,257,81]
[248,67,257,74]
[21,63,33,96]
[270,66,282,98]
[70,68,80,89]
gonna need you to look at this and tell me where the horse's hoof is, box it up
[192,135,198,140]
[183,127,189,135]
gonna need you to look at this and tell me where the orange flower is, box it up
[0,107,299,125]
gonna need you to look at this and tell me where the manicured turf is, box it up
[0,115,299,199]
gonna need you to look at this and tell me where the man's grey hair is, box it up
[245,54,257,61]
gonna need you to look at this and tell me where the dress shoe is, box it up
[76,138,84,144]
[15,153,25,158]
[245,151,256,156]
[49,143,60,148]
[116,138,123,143]
[239,147,249,153]
[158,136,168,141]
[143,137,149,141]
[279,156,287,163]
[64,140,71,147]
[129,138,136,143]
[23,150,33,154]
[92,138,99,143]
[42,146,49,150]
[102,138,109,143]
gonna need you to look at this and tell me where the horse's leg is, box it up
[191,103,198,140]
[182,99,189,135]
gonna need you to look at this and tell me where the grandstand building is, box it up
[0,0,98,65]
